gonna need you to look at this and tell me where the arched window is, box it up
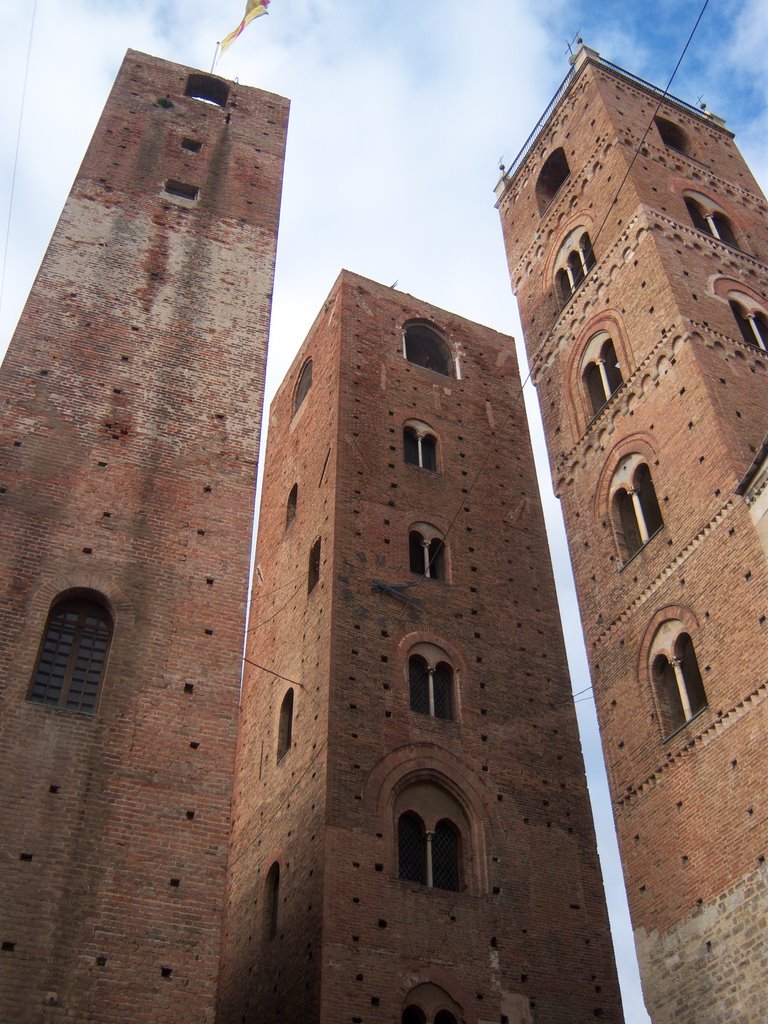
[398,811,426,884]
[397,812,460,891]
[555,230,596,305]
[434,1011,458,1024]
[403,423,438,471]
[408,525,446,581]
[582,336,624,417]
[408,652,453,720]
[684,197,739,248]
[286,483,298,526]
[264,861,280,939]
[651,630,707,736]
[185,73,229,107]
[403,324,454,377]
[655,116,689,154]
[730,300,768,351]
[402,1009,427,1024]
[277,688,294,761]
[27,593,113,714]
[294,358,313,413]
[535,147,570,213]
[610,458,663,562]
[308,538,321,593]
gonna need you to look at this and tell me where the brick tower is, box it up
[0,51,287,1022]
[496,45,768,1022]
[218,270,624,1024]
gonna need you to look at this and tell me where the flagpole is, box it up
[210,42,220,72]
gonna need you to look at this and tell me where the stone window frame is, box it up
[640,609,708,740]
[608,454,664,565]
[407,642,455,721]
[402,320,460,379]
[27,590,114,716]
[554,227,596,306]
[682,190,740,250]
[408,522,448,582]
[403,418,439,472]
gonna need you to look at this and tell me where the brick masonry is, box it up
[0,51,287,1023]
[497,47,768,1022]
[218,270,624,1023]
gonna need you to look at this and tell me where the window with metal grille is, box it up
[431,820,460,891]
[398,812,426,884]
[409,656,430,714]
[408,530,445,581]
[408,653,453,720]
[403,426,438,470]
[28,596,112,714]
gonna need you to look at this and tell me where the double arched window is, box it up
[395,781,466,892]
[582,333,624,417]
[684,195,739,249]
[401,983,461,1024]
[408,524,446,581]
[649,623,707,736]
[610,457,663,562]
[555,231,595,305]
[403,323,455,377]
[27,592,113,714]
[730,299,768,351]
[535,147,570,214]
[403,420,438,471]
[408,646,454,720]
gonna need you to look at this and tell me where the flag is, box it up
[220,0,270,57]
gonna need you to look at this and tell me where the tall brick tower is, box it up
[496,44,768,1022]
[0,51,287,1022]
[218,270,624,1024]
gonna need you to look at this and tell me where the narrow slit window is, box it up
[277,689,294,760]
[308,538,321,593]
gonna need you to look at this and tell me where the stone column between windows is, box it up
[421,539,432,579]
[564,264,576,291]
[597,358,612,401]
[704,214,721,241]
[427,668,436,717]
[746,314,767,351]
[629,487,650,543]
[577,243,590,276]
[425,831,434,888]
[416,433,424,467]
[671,657,693,721]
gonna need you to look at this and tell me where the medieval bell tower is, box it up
[497,44,768,1022]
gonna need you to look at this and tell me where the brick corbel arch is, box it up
[562,309,634,436]
[593,432,659,521]
[712,275,767,310]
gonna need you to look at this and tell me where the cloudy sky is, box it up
[1,0,766,1019]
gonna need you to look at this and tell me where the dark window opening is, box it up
[613,464,663,562]
[557,233,595,306]
[535,147,570,213]
[185,73,229,107]
[710,213,738,248]
[403,325,453,377]
[434,1013,458,1024]
[409,532,424,575]
[28,595,113,715]
[308,539,321,593]
[404,427,420,466]
[264,862,280,939]
[432,662,452,719]
[556,268,572,305]
[653,634,707,737]
[585,362,607,417]
[635,464,663,536]
[421,434,437,470]
[614,488,643,561]
[398,812,426,884]
[403,427,438,470]
[684,197,709,234]
[163,179,199,201]
[402,1007,427,1024]
[427,538,445,581]
[655,116,689,154]
[181,138,202,153]
[277,689,293,760]
[294,359,313,413]
[432,819,460,891]
[286,483,298,527]
[409,655,430,714]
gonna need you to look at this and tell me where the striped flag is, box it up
[220,0,270,56]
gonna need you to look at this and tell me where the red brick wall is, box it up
[222,271,624,1023]
[498,52,768,1022]
[0,50,287,1023]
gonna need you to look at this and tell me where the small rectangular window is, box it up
[163,180,199,202]
[181,138,202,153]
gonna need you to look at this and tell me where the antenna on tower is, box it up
[565,31,583,57]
